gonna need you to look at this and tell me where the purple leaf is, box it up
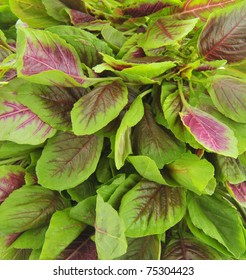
[69,10,95,25]
[122,1,169,17]
[0,166,25,204]
[180,106,238,157]
[59,234,97,260]
[199,3,246,63]
[227,181,246,207]
[17,28,87,86]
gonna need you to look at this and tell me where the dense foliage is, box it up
[0,0,245,260]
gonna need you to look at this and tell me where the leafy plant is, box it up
[0,0,245,260]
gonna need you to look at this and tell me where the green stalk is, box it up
[0,156,27,166]
[139,88,153,98]
[178,79,190,109]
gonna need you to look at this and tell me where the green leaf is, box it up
[97,174,126,202]
[9,0,61,28]
[119,180,186,237]
[101,24,127,51]
[95,195,127,260]
[215,155,246,184]
[128,155,167,185]
[186,213,233,258]
[187,192,246,258]
[36,132,103,191]
[70,196,96,226]
[107,174,140,209]
[163,90,201,148]
[0,185,68,234]
[117,235,161,260]
[40,208,86,260]
[162,235,223,260]
[67,179,96,203]
[12,226,48,249]
[96,155,112,183]
[0,141,40,159]
[209,76,246,123]
[0,247,31,260]
[41,0,71,23]
[115,95,144,169]
[71,80,128,135]
[139,17,198,50]
[133,105,185,168]
[17,83,86,131]
[121,61,176,79]
[167,153,215,195]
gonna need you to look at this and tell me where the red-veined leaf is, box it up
[0,185,68,234]
[117,235,161,260]
[0,165,25,204]
[36,132,103,191]
[162,236,222,259]
[58,235,97,260]
[119,180,186,237]
[71,80,128,135]
[180,106,238,158]
[138,17,198,50]
[16,27,94,87]
[199,2,246,63]
[133,105,185,169]
[17,83,86,131]
[227,181,246,207]
[68,10,95,25]
[122,1,171,17]
[175,0,236,20]
[209,76,246,123]
[0,83,56,145]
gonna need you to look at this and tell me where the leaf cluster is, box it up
[0,0,245,260]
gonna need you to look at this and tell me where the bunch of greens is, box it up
[0,0,245,260]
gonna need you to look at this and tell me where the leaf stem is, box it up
[0,156,27,166]
[178,80,189,109]
[139,88,152,98]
